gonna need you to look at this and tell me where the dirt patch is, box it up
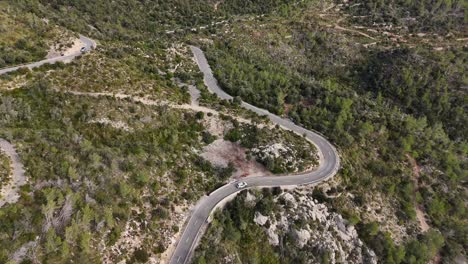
[200,139,271,178]
[406,153,430,232]
[47,37,85,59]
[89,118,132,132]
[201,114,232,137]
[416,207,430,232]
[187,85,201,105]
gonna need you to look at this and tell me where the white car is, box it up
[80,47,86,53]
[235,181,248,189]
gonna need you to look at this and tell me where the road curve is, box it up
[0,35,96,76]
[168,47,341,264]
[0,35,338,262]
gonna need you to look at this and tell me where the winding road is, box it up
[0,35,339,263]
[168,47,341,264]
[0,35,96,75]
[0,35,95,207]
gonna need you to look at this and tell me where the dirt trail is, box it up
[406,154,430,232]
[65,90,253,124]
[334,24,376,40]
[0,139,27,208]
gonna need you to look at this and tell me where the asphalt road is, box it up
[168,47,341,264]
[0,35,96,75]
[0,36,338,263]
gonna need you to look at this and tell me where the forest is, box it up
[195,189,446,264]
[346,0,465,33]
[0,80,235,262]
[197,0,466,262]
[11,0,301,41]
[0,0,466,263]
[205,39,466,264]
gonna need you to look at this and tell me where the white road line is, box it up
[185,237,190,243]
[177,256,181,263]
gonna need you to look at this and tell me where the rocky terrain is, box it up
[0,0,465,263]
[251,188,377,264]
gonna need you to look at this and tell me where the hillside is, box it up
[191,0,467,263]
[0,0,466,264]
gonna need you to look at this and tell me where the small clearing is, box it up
[47,37,84,59]
[200,139,271,178]
[89,118,132,132]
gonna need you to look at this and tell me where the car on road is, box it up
[235,181,248,189]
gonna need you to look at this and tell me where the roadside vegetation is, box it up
[0,2,321,262]
[0,0,465,263]
[195,188,446,264]
[0,2,79,68]
[194,190,281,264]
[224,123,318,173]
[0,150,11,192]
[194,0,466,262]
[346,0,465,33]
[0,82,223,262]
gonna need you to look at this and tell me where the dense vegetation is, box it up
[13,0,213,39]
[0,151,11,192]
[0,38,47,68]
[0,2,49,67]
[1,0,466,263]
[224,122,318,173]
[361,47,467,140]
[0,82,234,263]
[193,190,281,264]
[198,1,466,262]
[346,0,465,33]
[11,0,301,41]
[195,189,446,264]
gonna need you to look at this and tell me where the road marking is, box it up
[194,220,199,225]
[186,237,190,243]
[177,256,181,263]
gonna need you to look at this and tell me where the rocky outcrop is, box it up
[251,188,377,264]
